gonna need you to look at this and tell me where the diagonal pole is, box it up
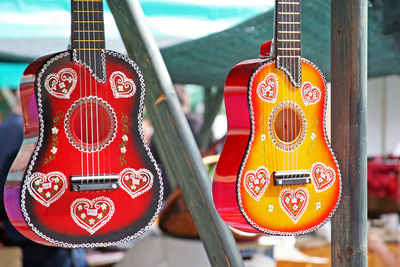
[331,0,368,266]
[106,0,244,266]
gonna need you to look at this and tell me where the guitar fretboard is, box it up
[274,0,301,87]
[71,0,106,82]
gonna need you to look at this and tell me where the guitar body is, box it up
[214,0,340,235]
[213,56,340,235]
[213,58,265,233]
[4,50,163,247]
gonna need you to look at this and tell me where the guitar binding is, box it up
[236,58,341,235]
[19,50,164,248]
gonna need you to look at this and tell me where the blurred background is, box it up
[0,0,399,266]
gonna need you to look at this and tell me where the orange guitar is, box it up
[213,0,341,235]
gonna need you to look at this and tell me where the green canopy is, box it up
[162,0,400,87]
[0,0,272,89]
[1,0,400,88]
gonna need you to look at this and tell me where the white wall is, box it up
[367,75,400,157]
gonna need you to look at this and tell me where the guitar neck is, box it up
[274,0,302,87]
[71,0,106,81]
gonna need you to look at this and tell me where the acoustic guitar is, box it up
[4,0,163,247]
[213,0,341,235]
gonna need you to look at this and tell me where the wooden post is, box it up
[331,0,368,266]
[106,1,244,266]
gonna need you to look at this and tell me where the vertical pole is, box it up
[106,1,244,266]
[331,0,368,266]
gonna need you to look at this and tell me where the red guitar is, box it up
[213,0,340,235]
[4,0,163,247]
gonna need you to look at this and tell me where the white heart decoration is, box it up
[256,73,278,103]
[119,168,153,199]
[44,68,77,99]
[243,166,270,201]
[70,197,115,235]
[301,82,321,105]
[109,71,136,98]
[28,171,67,207]
[311,162,336,192]
[279,187,309,224]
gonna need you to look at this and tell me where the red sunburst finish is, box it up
[4,50,163,247]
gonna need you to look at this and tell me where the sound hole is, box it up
[268,102,306,151]
[274,108,301,143]
[65,97,117,153]
[70,104,111,146]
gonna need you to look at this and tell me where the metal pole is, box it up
[331,0,368,266]
[106,1,244,266]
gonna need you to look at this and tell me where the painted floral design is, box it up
[119,113,129,166]
[44,111,64,164]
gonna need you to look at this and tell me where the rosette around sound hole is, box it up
[65,96,117,152]
[268,101,306,151]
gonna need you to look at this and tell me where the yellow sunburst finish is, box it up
[238,59,341,235]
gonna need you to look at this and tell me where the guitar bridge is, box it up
[71,175,119,191]
[273,170,311,186]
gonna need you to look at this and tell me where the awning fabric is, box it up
[0,0,399,89]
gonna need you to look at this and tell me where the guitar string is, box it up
[290,0,294,180]
[285,1,289,176]
[290,0,294,178]
[293,0,297,179]
[99,0,110,183]
[288,0,292,179]
[290,0,295,178]
[274,2,278,179]
[273,4,279,180]
[81,0,88,184]
[293,1,301,175]
[92,0,98,182]
[104,0,111,184]
[84,0,90,182]
[101,0,111,185]
[86,0,91,181]
[280,2,285,177]
[77,0,84,184]
[100,0,109,184]
[288,0,292,177]
[287,1,291,176]
[104,0,110,183]
[281,0,289,178]
[279,1,284,176]
[87,0,96,181]
[102,0,111,184]
[283,1,287,177]
[91,0,101,183]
